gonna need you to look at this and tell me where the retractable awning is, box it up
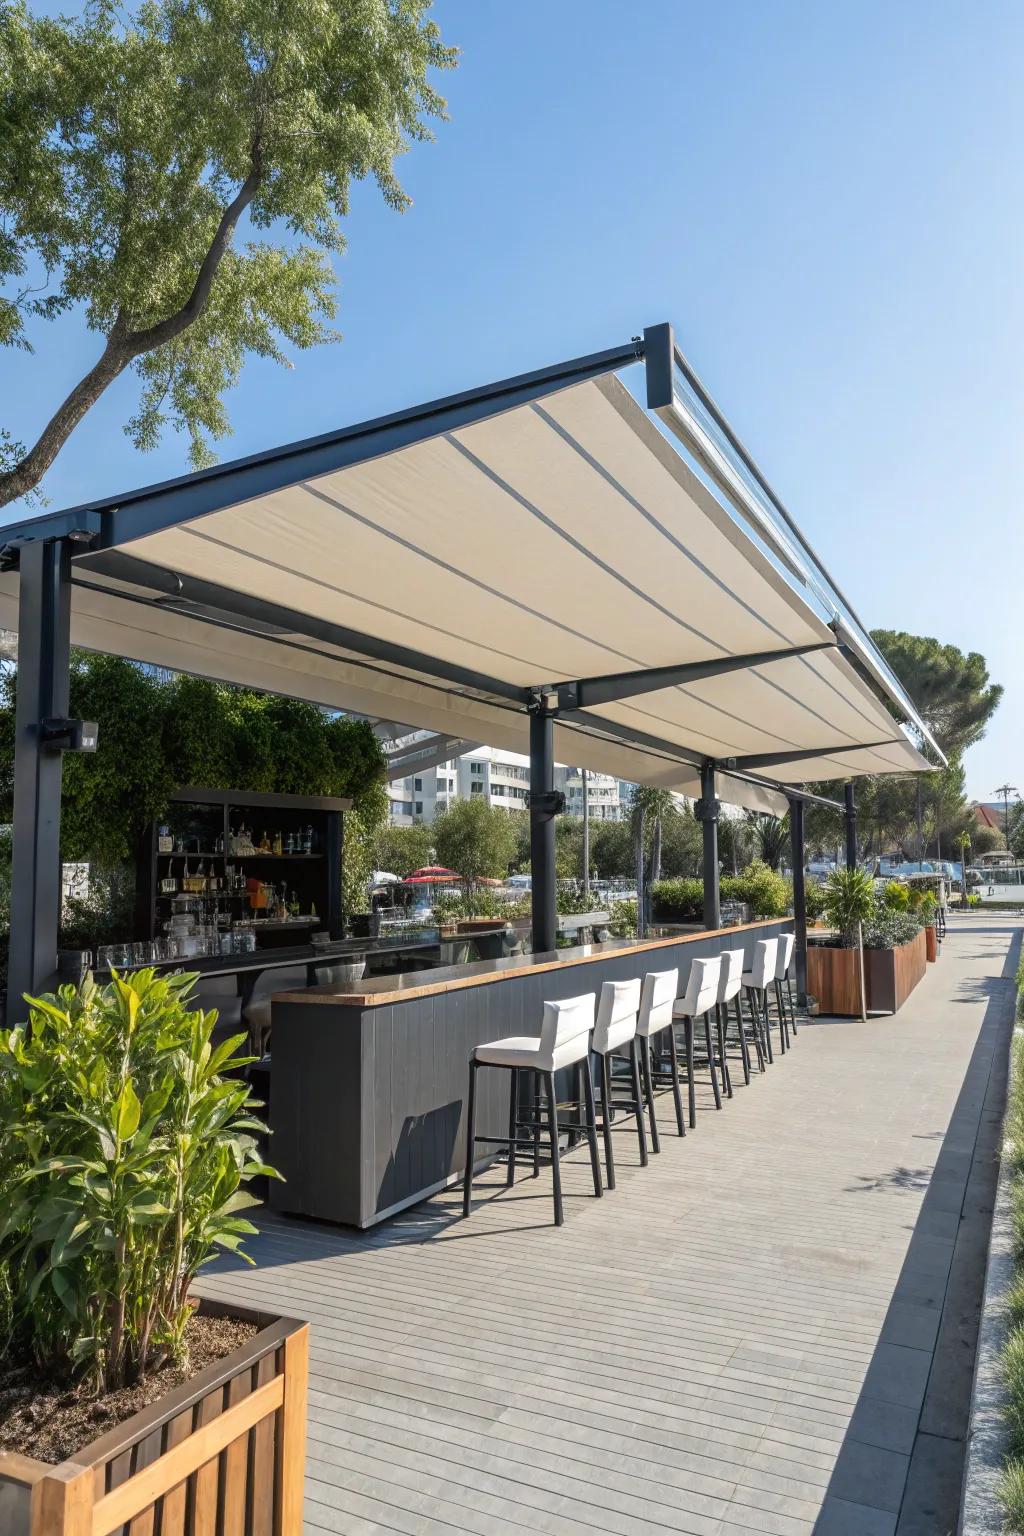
[0,323,941,816]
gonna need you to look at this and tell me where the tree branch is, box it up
[0,148,264,510]
[0,331,130,508]
[125,147,263,356]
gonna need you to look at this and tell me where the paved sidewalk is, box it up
[200,914,1021,1536]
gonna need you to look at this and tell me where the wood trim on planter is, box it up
[0,1303,308,1536]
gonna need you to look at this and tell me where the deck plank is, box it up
[198,917,1020,1534]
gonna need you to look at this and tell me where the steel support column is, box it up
[697,761,721,930]
[844,782,858,870]
[789,796,808,1006]
[529,704,558,954]
[7,538,72,1019]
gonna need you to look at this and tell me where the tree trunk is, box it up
[0,155,263,509]
[0,338,130,507]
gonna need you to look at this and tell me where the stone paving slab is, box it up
[199,915,1021,1535]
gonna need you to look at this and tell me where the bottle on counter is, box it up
[303,824,314,854]
[273,829,283,856]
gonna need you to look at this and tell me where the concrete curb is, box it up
[960,1019,1021,1535]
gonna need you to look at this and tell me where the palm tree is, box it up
[631,786,674,934]
[743,811,790,872]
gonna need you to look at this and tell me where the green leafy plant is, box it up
[862,907,922,950]
[802,880,829,922]
[822,867,875,947]
[882,881,910,911]
[650,878,704,923]
[0,969,277,1393]
[725,861,789,918]
[608,898,637,938]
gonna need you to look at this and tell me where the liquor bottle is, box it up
[303,824,314,854]
[273,829,283,856]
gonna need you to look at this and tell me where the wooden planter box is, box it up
[807,927,928,1016]
[866,927,928,1012]
[925,923,938,962]
[0,1303,308,1536]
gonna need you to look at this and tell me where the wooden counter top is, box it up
[272,918,790,1008]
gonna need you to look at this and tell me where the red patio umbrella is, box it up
[403,866,462,884]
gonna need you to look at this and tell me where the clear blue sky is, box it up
[3,0,1022,799]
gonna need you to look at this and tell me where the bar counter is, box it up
[269,917,793,1228]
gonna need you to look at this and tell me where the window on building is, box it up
[415,801,423,815]
[471,781,483,794]
[471,761,483,774]
[414,777,422,791]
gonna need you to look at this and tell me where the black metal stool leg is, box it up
[463,1057,478,1218]
[685,1015,697,1127]
[716,1003,732,1097]
[641,1037,660,1153]
[629,1039,649,1166]
[533,1069,541,1176]
[735,995,751,1083]
[545,1070,563,1226]
[704,1012,722,1109]
[761,990,774,1063]
[506,1067,519,1187]
[599,1051,616,1189]
[746,988,766,1071]
[582,1058,603,1197]
[786,974,798,1035]
[666,1022,687,1136]
[774,979,788,1053]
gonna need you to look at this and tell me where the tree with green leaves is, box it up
[432,798,517,892]
[806,630,1002,860]
[871,630,1003,756]
[372,823,435,878]
[0,0,455,506]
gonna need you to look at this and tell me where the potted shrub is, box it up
[0,969,308,1536]
[806,867,875,1018]
[919,891,939,961]
[861,907,928,1009]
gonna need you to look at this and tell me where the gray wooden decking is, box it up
[198,916,1021,1536]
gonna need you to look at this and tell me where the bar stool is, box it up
[635,968,681,1153]
[741,937,779,1064]
[591,978,647,1189]
[772,932,797,1046]
[463,992,602,1227]
[715,947,746,1089]
[730,943,767,1076]
[671,955,724,1124]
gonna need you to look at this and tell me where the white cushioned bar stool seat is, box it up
[463,993,602,1227]
[591,978,647,1189]
[670,955,724,1122]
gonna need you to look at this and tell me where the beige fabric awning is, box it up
[0,339,934,816]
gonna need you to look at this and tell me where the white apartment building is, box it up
[388,746,624,825]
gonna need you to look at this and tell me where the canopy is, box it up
[0,323,939,818]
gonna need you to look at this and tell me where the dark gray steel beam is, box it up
[12,340,644,553]
[555,641,836,710]
[697,760,721,930]
[529,704,558,955]
[789,796,808,1006]
[7,538,72,1021]
[80,550,531,706]
[386,734,480,782]
[728,739,900,772]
